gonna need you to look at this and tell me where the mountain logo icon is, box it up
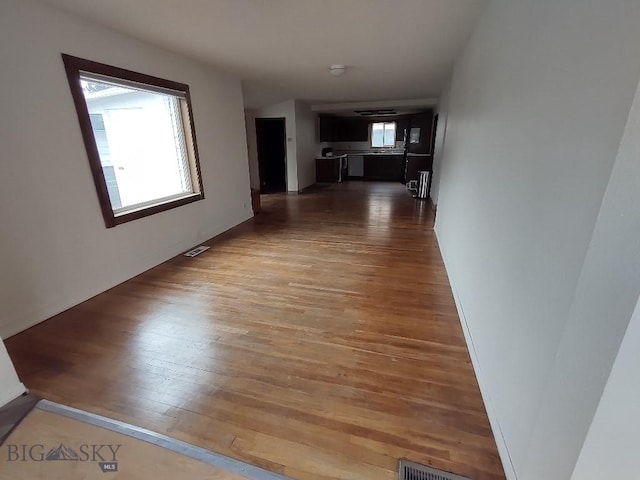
[45,443,80,461]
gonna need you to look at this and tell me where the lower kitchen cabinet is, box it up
[316,158,338,182]
[363,155,405,181]
[316,156,348,182]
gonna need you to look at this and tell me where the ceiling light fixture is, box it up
[329,65,346,77]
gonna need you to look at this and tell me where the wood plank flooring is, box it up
[5,182,505,480]
[1,407,257,480]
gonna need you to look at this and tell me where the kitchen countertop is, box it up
[362,152,404,156]
[319,152,430,159]
[334,151,404,156]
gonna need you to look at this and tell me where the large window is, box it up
[371,122,396,148]
[62,54,204,228]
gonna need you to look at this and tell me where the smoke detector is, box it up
[329,65,346,77]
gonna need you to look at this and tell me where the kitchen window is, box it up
[62,54,204,228]
[371,122,396,148]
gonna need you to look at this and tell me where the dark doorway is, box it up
[255,118,287,193]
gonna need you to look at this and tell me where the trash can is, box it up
[416,171,430,199]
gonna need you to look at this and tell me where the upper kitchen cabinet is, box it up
[333,117,357,142]
[319,114,334,142]
[348,118,370,142]
[395,116,410,142]
[319,115,369,142]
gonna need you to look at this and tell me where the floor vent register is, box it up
[398,459,471,480]
[184,245,210,257]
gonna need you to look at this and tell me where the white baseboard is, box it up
[434,226,518,480]
[0,382,27,408]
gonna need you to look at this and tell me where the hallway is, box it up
[6,182,505,480]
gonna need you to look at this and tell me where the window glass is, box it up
[82,78,192,214]
[371,122,396,148]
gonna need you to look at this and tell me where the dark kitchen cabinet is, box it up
[333,118,349,142]
[335,117,370,142]
[363,155,405,181]
[316,156,347,182]
[349,118,369,142]
[395,117,410,142]
[319,115,369,142]
[316,157,338,182]
[319,115,333,142]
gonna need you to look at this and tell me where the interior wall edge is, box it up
[0,382,27,407]
[0,339,26,407]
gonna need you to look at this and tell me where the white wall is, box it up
[0,340,25,407]
[294,101,318,191]
[523,66,640,479]
[571,295,640,479]
[247,100,320,192]
[253,100,298,192]
[429,75,452,206]
[0,0,252,338]
[434,0,640,478]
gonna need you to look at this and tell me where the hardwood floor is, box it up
[5,182,505,480]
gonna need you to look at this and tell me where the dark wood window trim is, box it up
[61,54,205,228]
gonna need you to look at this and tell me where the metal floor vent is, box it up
[398,459,471,480]
[183,245,210,257]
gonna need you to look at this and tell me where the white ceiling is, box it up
[39,0,488,109]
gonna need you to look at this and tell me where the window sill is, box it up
[107,192,204,228]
